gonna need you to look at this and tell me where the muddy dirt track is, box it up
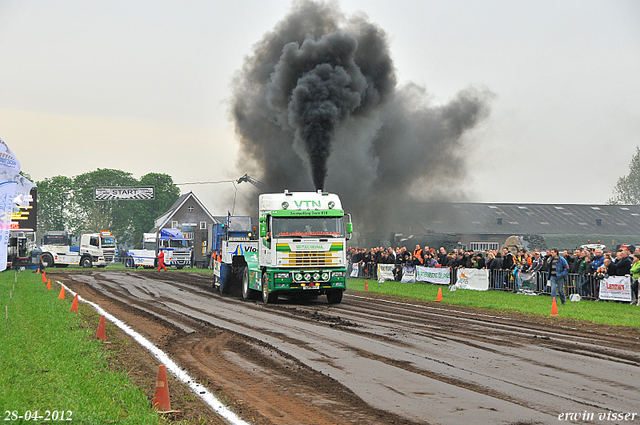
[52,270,639,425]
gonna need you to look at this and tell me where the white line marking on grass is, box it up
[57,281,250,425]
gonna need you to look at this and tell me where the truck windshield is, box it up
[227,216,252,232]
[169,239,192,248]
[101,236,116,248]
[272,217,344,238]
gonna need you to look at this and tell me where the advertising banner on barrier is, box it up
[377,264,395,281]
[455,268,489,291]
[350,263,359,277]
[518,271,536,290]
[416,266,450,285]
[401,266,416,283]
[599,276,631,302]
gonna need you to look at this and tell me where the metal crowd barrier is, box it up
[348,260,605,301]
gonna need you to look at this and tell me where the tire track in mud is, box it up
[334,296,640,364]
[55,270,639,424]
[56,270,421,425]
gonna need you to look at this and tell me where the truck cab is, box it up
[158,228,193,269]
[241,190,353,304]
[40,230,117,268]
[124,229,193,269]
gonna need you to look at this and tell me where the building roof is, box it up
[401,202,640,236]
[153,192,219,231]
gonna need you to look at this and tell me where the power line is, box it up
[174,180,236,186]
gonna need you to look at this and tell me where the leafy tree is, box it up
[130,173,180,246]
[73,169,139,246]
[36,169,180,248]
[19,171,32,181]
[609,146,640,205]
[35,175,75,235]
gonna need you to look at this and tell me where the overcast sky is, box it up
[1,0,639,216]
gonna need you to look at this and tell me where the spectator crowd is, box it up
[347,244,640,305]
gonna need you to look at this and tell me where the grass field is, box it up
[347,277,640,328]
[0,269,168,424]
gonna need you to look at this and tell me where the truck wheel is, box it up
[261,274,269,304]
[327,289,343,304]
[241,267,253,300]
[125,258,135,268]
[41,253,54,268]
[81,257,93,268]
[261,274,277,305]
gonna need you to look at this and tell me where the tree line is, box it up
[31,168,180,248]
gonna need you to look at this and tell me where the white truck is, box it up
[239,190,353,304]
[124,229,193,269]
[39,231,117,268]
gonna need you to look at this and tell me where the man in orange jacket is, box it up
[157,250,167,271]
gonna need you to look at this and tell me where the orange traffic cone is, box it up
[70,295,78,313]
[42,272,46,283]
[550,296,559,317]
[364,279,369,291]
[37,268,40,274]
[96,315,106,341]
[153,365,174,413]
[58,286,65,300]
[435,287,443,302]
[47,279,51,290]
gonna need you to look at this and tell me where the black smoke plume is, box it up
[231,0,492,238]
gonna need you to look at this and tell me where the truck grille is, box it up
[281,251,339,267]
[104,255,114,263]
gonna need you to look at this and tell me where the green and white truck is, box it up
[240,190,353,304]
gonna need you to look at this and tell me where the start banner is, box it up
[455,268,489,291]
[95,187,155,201]
[599,276,632,302]
[416,266,451,285]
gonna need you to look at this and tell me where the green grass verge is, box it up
[347,278,640,328]
[0,270,165,424]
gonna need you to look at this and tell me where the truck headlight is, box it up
[331,271,345,277]
[275,273,290,279]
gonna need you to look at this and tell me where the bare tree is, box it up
[609,146,640,205]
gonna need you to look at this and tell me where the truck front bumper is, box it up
[268,268,346,291]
